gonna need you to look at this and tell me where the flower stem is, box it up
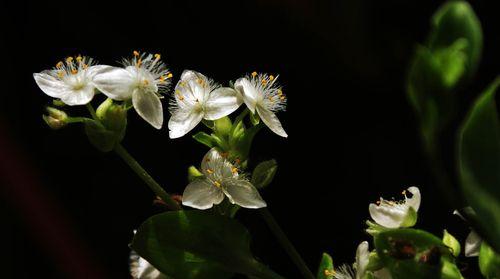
[114,143,181,210]
[259,208,315,279]
[86,103,98,120]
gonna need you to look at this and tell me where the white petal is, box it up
[405,186,421,212]
[133,89,164,129]
[204,87,242,120]
[168,109,204,138]
[86,65,113,78]
[200,148,233,178]
[465,231,481,257]
[256,105,288,137]
[130,252,168,279]
[223,179,266,209]
[33,72,69,98]
[234,78,258,113]
[93,66,135,100]
[355,241,369,279]
[60,84,95,106]
[182,179,224,210]
[180,69,200,81]
[369,203,406,228]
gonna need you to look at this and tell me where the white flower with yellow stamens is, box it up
[332,242,392,279]
[33,55,108,106]
[168,70,242,138]
[369,186,421,228]
[182,148,266,209]
[93,51,172,129]
[234,72,288,137]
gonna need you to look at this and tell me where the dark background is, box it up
[0,0,499,278]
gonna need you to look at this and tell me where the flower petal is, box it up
[182,179,224,210]
[132,89,164,129]
[200,148,233,178]
[465,231,481,257]
[234,78,258,113]
[369,203,406,228]
[86,65,113,78]
[60,84,95,106]
[405,186,421,212]
[33,72,69,98]
[204,87,242,120]
[256,105,288,137]
[168,109,203,138]
[93,66,135,100]
[130,251,168,279]
[223,179,266,209]
[355,241,370,279]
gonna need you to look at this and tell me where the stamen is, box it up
[277,89,283,95]
[220,152,229,158]
[56,61,64,68]
[136,58,142,67]
[76,55,83,62]
[133,50,140,57]
[154,53,161,60]
[206,168,214,174]
[261,79,268,85]
[231,167,238,174]
[213,181,221,188]
[71,69,78,75]
[82,64,88,69]
[143,79,149,86]
[280,96,285,101]
[324,269,336,276]
[234,158,241,164]
[402,190,407,196]
[166,73,173,78]
[251,71,258,77]
[57,71,64,78]
[269,75,275,81]
[66,57,73,63]
[159,76,166,83]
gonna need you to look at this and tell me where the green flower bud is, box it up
[442,230,461,257]
[479,242,500,278]
[96,98,127,139]
[43,107,68,130]
[187,166,204,182]
[214,116,232,137]
[366,251,384,271]
[441,258,464,279]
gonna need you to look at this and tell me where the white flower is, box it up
[168,70,241,138]
[369,186,421,228]
[464,230,481,257]
[33,55,108,106]
[130,251,168,279]
[182,148,266,209]
[234,72,288,137]
[93,51,172,129]
[333,242,392,279]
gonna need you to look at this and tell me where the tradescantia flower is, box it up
[235,72,288,137]
[182,148,266,209]
[332,241,391,279]
[33,55,108,106]
[168,70,241,138]
[93,51,172,129]
[130,251,167,279]
[369,186,421,229]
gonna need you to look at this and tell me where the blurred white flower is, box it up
[93,51,172,129]
[182,148,266,209]
[130,251,168,279]
[168,70,241,138]
[369,186,421,228]
[234,72,288,137]
[464,230,482,257]
[333,241,391,279]
[33,55,108,105]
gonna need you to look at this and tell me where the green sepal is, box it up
[251,159,278,189]
[84,119,117,152]
[193,132,217,148]
[131,210,283,279]
[96,98,127,142]
[400,207,418,228]
[187,166,204,182]
[442,230,461,257]
[366,220,389,236]
[479,242,500,279]
[316,253,334,279]
[366,251,384,271]
[250,111,260,126]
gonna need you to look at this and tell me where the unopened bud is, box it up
[43,107,68,129]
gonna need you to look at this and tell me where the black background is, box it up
[0,0,499,278]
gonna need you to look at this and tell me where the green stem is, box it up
[66,117,91,124]
[259,208,315,279]
[114,143,181,210]
[86,103,98,120]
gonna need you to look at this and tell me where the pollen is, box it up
[57,71,64,78]
[251,71,258,77]
[66,57,73,63]
[231,167,238,174]
[154,53,161,60]
[143,79,149,86]
[82,64,89,69]
[133,50,140,56]
[213,181,221,188]
[277,89,283,95]
[280,96,285,100]
[56,61,64,68]
[159,76,166,83]
[261,79,268,85]
[206,168,214,174]
[166,73,173,78]
[71,69,78,75]
[136,58,142,67]
[76,55,82,62]
[269,75,275,81]
[324,269,336,276]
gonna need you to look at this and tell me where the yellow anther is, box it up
[154,53,161,60]
[66,56,73,63]
[82,64,88,69]
[402,190,407,195]
[269,75,274,81]
[136,58,142,67]
[159,76,166,83]
[280,96,285,101]
[133,50,140,56]
[268,96,273,101]
[71,69,78,75]
[277,89,283,95]
[57,71,64,78]
[231,167,238,174]
[166,73,173,78]
[76,55,83,62]
[251,71,258,77]
[56,61,64,68]
[214,181,221,188]
[206,168,214,174]
[143,79,149,85]
[261,79,268,85]
[324,269,336,276]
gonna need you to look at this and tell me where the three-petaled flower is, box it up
[332,241,391,279]
[235,72,288,137]
[33,55,108,106]
[93,51,172,129]
[168,70,241,138]
[369,186,421,228]
[182,148,266,209]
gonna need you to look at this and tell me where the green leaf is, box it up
[479,242,500,278]
[251,159,278,189]
[131,211,283,279]
[316,253,334,279]
[428,0,482,78]
[374,229,456,279]
[84,119,117,152]
[192,132,216,148]
[458,77,500,253]
[214,116,232,137]
[234,123,264,160]
[442,230,461,258]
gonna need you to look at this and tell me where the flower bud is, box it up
[443,230,461,257]
[187,166,204,182]
[43,107,68,130]
[97,98,127,135]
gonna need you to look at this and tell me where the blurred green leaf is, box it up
[374,229,458,279]
[458,77,500,253]
[251,159,278,189]
[479,242,500,278]
[131,211,283,279]
[316,253,334,279]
